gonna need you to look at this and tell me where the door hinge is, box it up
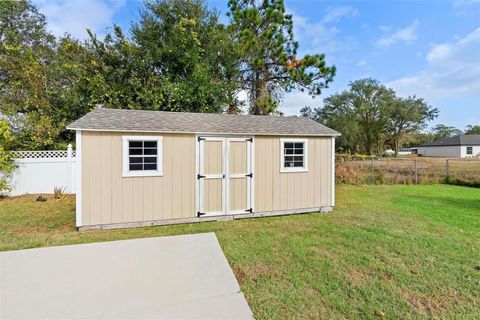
[245,173,253,178]
[198,137,205,142]
[197,211,206,217]
[246,138,253,142]
[245,208,253,213]
[197,174,206,179]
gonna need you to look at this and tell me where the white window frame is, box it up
[122,135,163,177]
[466,146,473,155]
[280,138,308,173]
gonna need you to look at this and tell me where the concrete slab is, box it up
[0,233,253,319]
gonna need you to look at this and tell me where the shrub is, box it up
[445,177,480,188]
[53,186,67,199]
[0,120,15,191]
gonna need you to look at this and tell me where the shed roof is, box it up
[67,108,340,136]
[417,135,480,147]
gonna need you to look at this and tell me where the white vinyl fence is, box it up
[7,145,76,196]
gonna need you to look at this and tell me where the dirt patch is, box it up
[10,223,73,235]
[233,262,284,284]
[405,293,448,316]
[345,268,370,285]
[2,194,75,203]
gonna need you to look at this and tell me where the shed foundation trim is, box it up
[77,207,333,231]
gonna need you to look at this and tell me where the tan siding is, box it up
[143,177,154,221]
[81,131,196,226]
[162,134,173,220]
[204,179,222,212]
[204,140,222,174]
[254,136,333,212]
[81,132,90,226]
[228,140,248,212]
[111,134,123,223]
[80,132,333,226]
[264,137,274,211]
[230,178,247,211]
[100,134,112,224]
[271,138,280,211]
[229,141,247,174]
[90,132,102,225]
[171,138,182,217]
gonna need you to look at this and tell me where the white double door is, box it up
[197,137,253,217]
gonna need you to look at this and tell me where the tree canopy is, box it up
[1,0,337,149]
[301,78,438,155]
[83,0,240,113]
[227,0,335,115]
[464,125,480,135]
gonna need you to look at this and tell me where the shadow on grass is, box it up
[407,194,480,212]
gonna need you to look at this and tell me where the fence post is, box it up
[67,144,73,193]
[371,156,375,185]
[445,159,449,182]
[414,159,418,185]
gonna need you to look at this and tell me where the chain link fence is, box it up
[336,155,480,187]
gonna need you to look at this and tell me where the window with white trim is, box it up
[122,136,163,177]
[280,138,308,172]
[466,146,473,155]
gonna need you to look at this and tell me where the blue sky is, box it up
[34,0,480,130]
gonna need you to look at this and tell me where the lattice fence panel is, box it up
[11,150,76,159]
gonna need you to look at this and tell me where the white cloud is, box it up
[376,19,419,47]
[33,0,127,39]
[321,6,358,24]
[387,27,480,103]
[356,59,368,67]
[379,25,392,32]
[279,7,358,115]
[290,6,357,55]
[453,0,480,7]
[280,90,321,116]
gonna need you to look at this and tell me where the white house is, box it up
[414,135,480,157]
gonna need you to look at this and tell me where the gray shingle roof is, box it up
[67,108,340,136]
[418,135,480,147]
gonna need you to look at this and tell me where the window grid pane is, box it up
[283,142,305,168]
[128,140,158,171]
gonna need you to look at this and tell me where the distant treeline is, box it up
[301,79,479,155]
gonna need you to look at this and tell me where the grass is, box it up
[1,185,479,319]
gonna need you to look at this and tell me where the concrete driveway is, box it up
[0,233,253,320]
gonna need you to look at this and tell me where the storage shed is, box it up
[67,108,340,230]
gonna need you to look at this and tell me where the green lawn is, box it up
[1,185,479,319]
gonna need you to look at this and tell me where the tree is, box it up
[0,120,15,191]
[84,0,241,114]
[0,0,85,149]
[301,78,438,155]
[431,124,463,140]
[387,96,438,155]
[465,125,480,135]
[307,79,395,154]
[0,0,54,148]
[227,0,335,115]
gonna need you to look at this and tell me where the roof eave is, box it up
[66,126,341,137]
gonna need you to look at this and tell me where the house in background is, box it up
[414,135,480,157]
[67,108,340,230]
